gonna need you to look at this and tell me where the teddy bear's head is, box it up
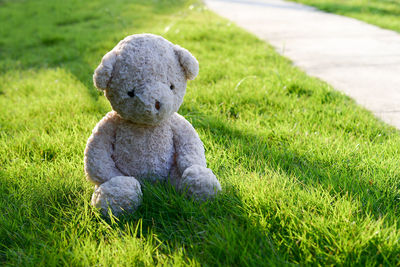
[93,34,199,125]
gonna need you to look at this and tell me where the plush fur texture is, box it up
[85,34,221,216]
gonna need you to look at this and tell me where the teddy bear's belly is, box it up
[112,123,175,181]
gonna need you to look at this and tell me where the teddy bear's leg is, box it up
[91,176,142,216]
[180,165,222,201]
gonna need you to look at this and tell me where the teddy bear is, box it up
[84,34,222,216]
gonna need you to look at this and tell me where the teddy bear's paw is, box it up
[181,165,222,201]
[91,176,142,217]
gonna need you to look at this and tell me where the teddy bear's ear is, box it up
[93,50,117,90]
[174,45,199,80]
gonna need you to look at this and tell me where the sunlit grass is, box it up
[290,0,400,33]
[0,0,399,265]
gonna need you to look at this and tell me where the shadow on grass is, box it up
[191,112,400,222]
[113,181,289,265]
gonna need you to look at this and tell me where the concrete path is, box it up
[205,0,400,129]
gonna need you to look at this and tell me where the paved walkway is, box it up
[205,0,400,129]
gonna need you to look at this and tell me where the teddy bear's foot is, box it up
[181,165,222,201]
[91,176,142,216]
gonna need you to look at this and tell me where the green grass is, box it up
[290,0,400,33]
[1,0,400,265]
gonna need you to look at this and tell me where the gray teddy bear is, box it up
[84,34,221,216]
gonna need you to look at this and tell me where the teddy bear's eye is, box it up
[170,84,175,90]
[127,90,135,98]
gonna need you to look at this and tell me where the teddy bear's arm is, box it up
[84,112,124,185]
[171,113,221,199]
[171,113,207,173]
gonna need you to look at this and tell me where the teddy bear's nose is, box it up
[155,101,161,111]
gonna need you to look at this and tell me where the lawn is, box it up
[290,0,400,33]
[1,0,400,265]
